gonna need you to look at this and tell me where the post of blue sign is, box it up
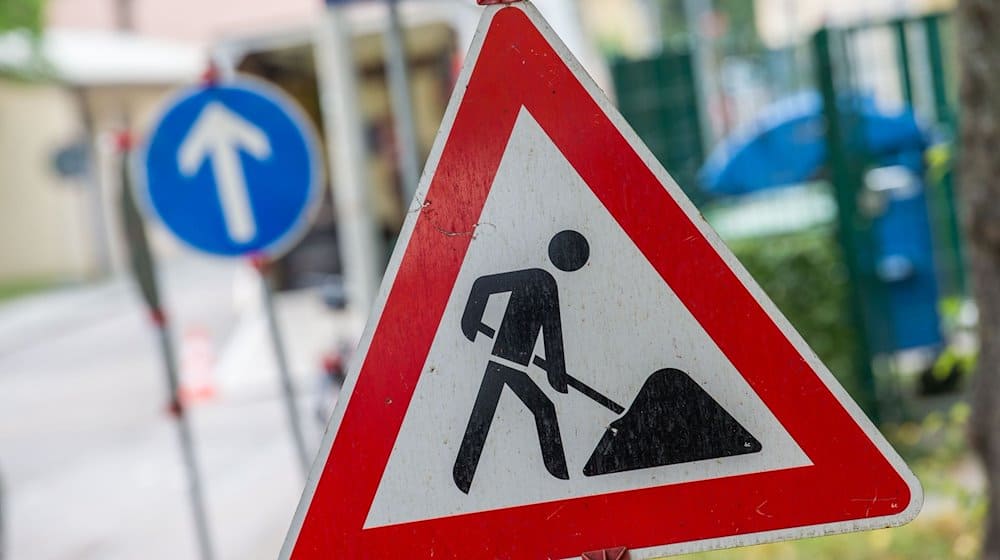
[137,77,324,477]
[251,254,312,475]
[118,131,216,560]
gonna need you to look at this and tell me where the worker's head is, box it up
[548,230,589,272]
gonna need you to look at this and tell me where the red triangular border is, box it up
[285,5,919,558]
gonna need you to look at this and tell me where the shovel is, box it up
[532,356,624,414]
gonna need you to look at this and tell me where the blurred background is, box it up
[0,0,982,558]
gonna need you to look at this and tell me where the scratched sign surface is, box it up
[281,3,922,559]
[137,79,322,257]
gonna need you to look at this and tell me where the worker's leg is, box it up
[503,367,569,481]
[453,361,509,494]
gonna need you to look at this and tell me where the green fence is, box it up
[811,12,965,419]
[610,51,705,204]
[609,10,964,422]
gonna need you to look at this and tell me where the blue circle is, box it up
[139,81,321,257]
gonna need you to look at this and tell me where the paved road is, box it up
[0,256,354,560]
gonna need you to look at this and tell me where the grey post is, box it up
[383,0,423,202]
[315,3,383,313]
[119,136,215,560]
[256,263,311,475]
[155,319,215,560]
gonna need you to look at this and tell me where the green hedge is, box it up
[726,227,861,398]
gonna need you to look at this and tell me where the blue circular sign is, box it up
[138,79,322,257]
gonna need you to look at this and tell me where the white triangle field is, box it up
[364,109,812,529]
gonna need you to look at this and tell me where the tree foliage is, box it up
[727,228,860,398]
[658,0,763,51]
[0,0,44,35]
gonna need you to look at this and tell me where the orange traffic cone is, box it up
[178,325,217,404]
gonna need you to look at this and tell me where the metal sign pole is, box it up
[0,463,5,560]
[153,312,216,560]
[117,133,215,560]
[252,257,311,476]
[383,0,423,202]
[681,0,718,153]
[315,1,383,313]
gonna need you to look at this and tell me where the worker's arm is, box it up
[461,273,511,342]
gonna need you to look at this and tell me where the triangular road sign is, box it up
[282,3,922,558]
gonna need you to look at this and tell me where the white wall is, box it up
[0,80,96,281]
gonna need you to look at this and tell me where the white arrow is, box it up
[178,102,272,243]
